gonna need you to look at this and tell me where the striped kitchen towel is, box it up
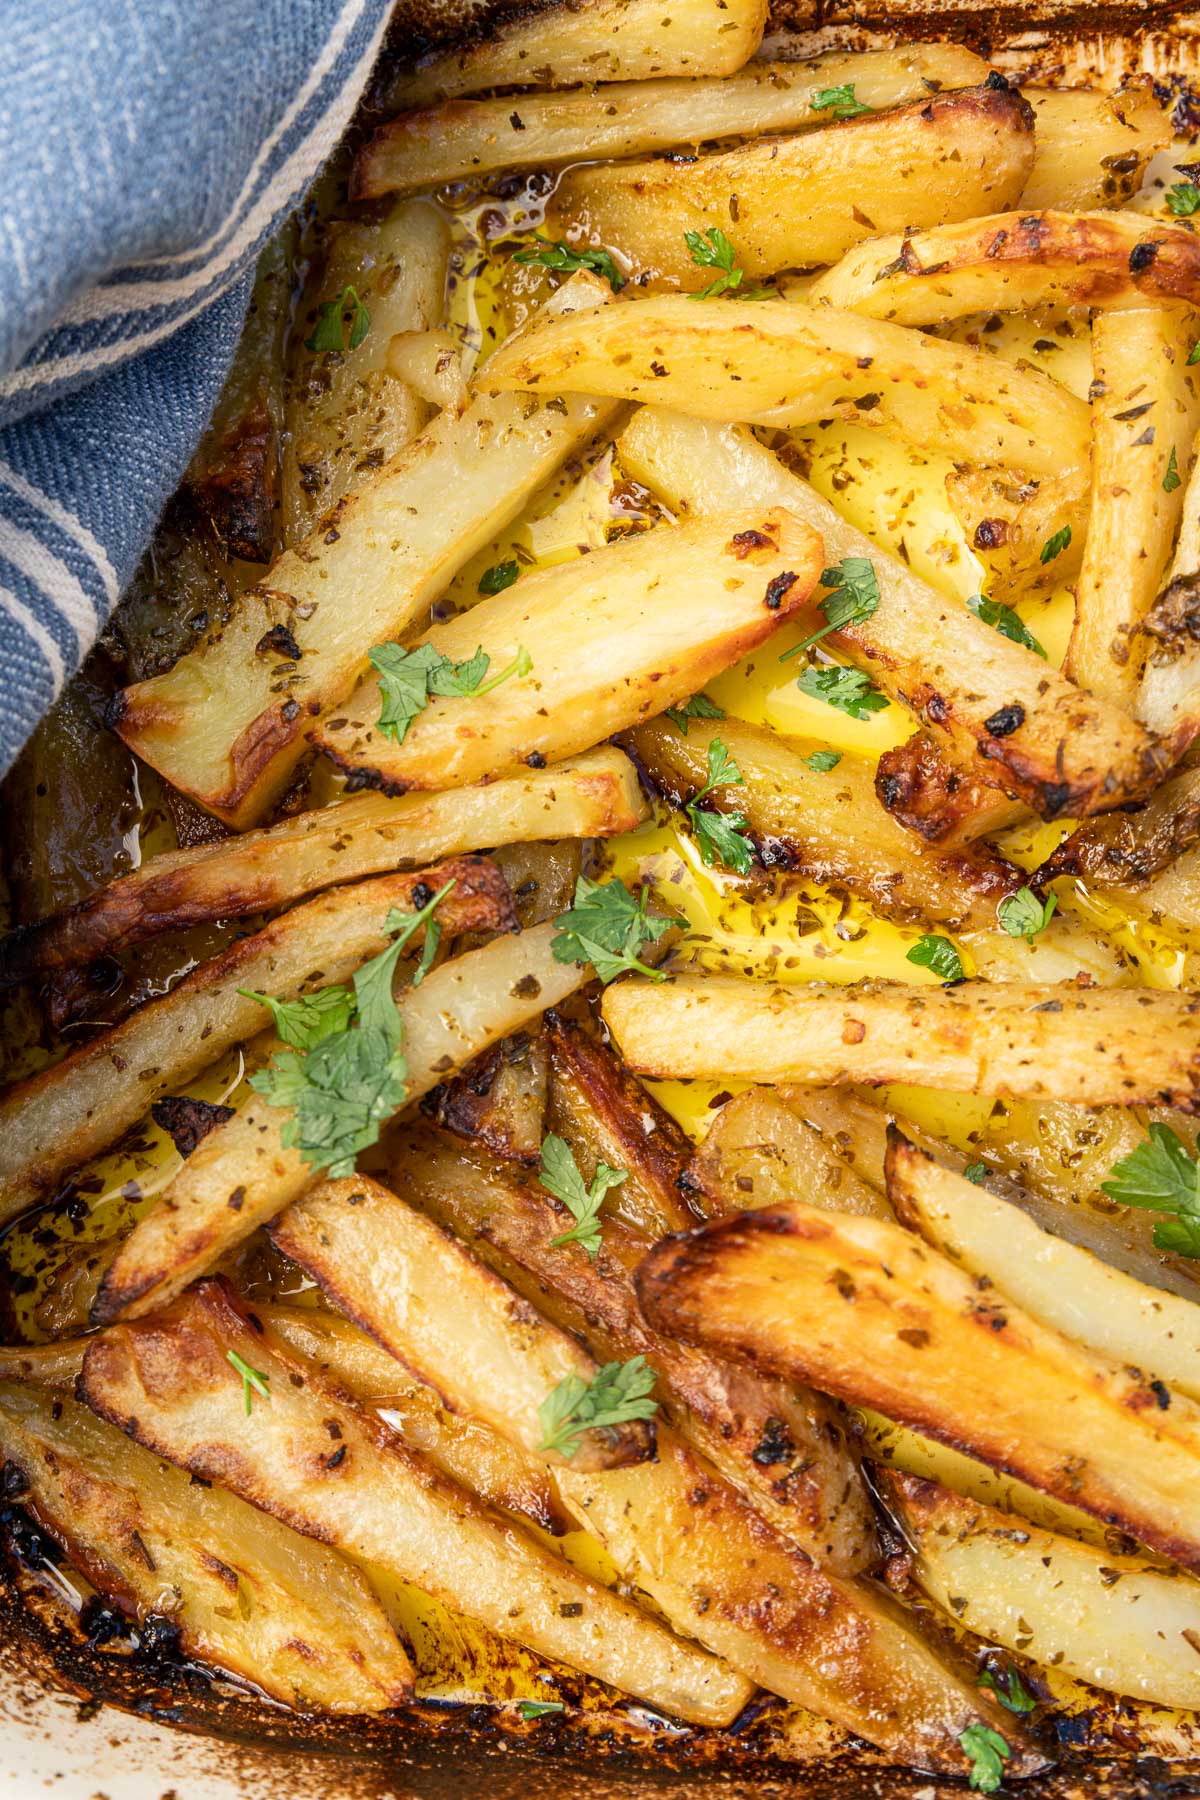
[0,0,395,780]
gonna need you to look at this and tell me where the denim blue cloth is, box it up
[0,0,394,776]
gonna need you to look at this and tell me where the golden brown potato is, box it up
[603,973,1200,1112]
[873,732,1029,850]
[1021,83,1172,209]
[1044,766,1200,889]
[548,83,1034,288]
[943,463,1087,605]
[426,1030,549,1166]
[636,1198,1200,1571]
[312,505,824,796]
[686,1086,890,1221]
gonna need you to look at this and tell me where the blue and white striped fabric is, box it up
[0,0,395,778]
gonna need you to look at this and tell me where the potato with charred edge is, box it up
[78,1280,743,1726]
[1044,767,1200,891]
[0,857,513,1226]
[354,46,989,198]
[91,920,590,1325]
[886,1130,1200,1405]
[873,733,1028,851]
[545,1012,699,1239]
[1135,387,1200,756]
[879,1468,1200,1710]
[808,209,1197,325]
[312,507,824,797]
[378,0,768,107]
[629,716,1022,927]
[1067,308,1200,709]
[1022,83,1171,208]
[273,1174,655,1472]
[0,1382,414,1712]
[615,410,1164,820]
[0,749,645,987]
[635,1199,1200,1572]
[388,1125,876,1575]
[426,1032,549,1166]
[548,83,1034,289]
[943,464,1088,606]
[113,274,620,829]
[604,974,1200,1111]
[686,1086,890,1222]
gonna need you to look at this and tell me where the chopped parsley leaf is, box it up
[369,640,532,745]
[963,1162,988,1184]
[997,886,1057,941]
[906,934,965,983]
[305,285,370,354]
[686,738,754,875]
[960,1722,1010,1793]
[551,876,674,985]
[804,749,842,772]
[1101,1123,1200,1257]
[810,83,874,118]
[517,1700,565,1720]
[780,558,880,661]
[540,1133,627,1258]
[979,1664,1038,1716]
[1164,446,1183,494]
[1039,524,1072,565]
[665,692,725,735]
[796,664,889,720]
[685,227,768,299]
[1166,182,1200,216]
[227,1350,271,1416]
[966,592,1046,659]
[538,1356,658,1460]
[236,983,355,1051]
[513,240,625,292]
[478,560,520,596]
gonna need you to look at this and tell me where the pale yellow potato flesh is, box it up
[548,84,1034,288]
[312,504,825,794]
[1137,417,1200,752]
[942,462,1087,604]
[686,1086,892,1221]
[0,1382,414,1713]
[1021,84,1172,209]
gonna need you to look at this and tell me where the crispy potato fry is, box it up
[943,463,1088,605]
[628,716,1022,928]
[880,1469,1200,1709]
[389,1126,876,1573]
[281,202,450,546]
[1067,308,1200,708]
[603,973,1200,1111]
[1022,83,1172,209]
[91,920,590,1324]
[0,1381,414,1711]
[873,732,1029,850]
[381,0,768,106]
[491,298,1088,480]
[686,1086,890,1221]
[808,210,1200,325]
[545,1014,698,1239]
[616,410,1161,818]
[548,84,1034,288]
[79,1279,743,1726]
[0,857,512,1225]
[272,1173,655,1471]
[636,1198,1200,1571]
[354,46,989,197]
[0,749,644,984]
[1136,416,1200,753]
[313,506,824,795]
[556,1428,1038,1773]
[887,1131,1200,1404]
[426,1030,549,1166]
[1045,766,1200,890]
[114,274,620,828]
[0,1339,88,1387]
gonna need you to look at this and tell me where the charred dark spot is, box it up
[411,881,434,909]
[227,1186,247,1213]
[151,1096,236,1159]
[729,529,774,559]
[750,1417,796,1467]
[79,1597,133,1648]
[983,703,1025,738]
[973,517,1009,550]
[1150,1379,1172,1410]
[255,624,302,661]
[0,1463,29,1501]
[763,570,796,611]
[985,69,1011,90]
[281,699,301,724]
[525,751,547,768]
[1130,241,1160,274]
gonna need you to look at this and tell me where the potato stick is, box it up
[603,973,1200,1112]
[427,1030,549,1167]
[281,202,449,546]
[873,732,1030,851]
[354,46,989,198]
[548,83,1034,288]
[686,1086,890,1221]
[628,716,1022,929]
[80,1279,745,1727]
[391,1127,877,1574]
[1022,83,1172,209]
[272,1174,656,1471]
[0,1382,414,1712]
[379,0,768,106]
[91,920,589,1324]
[943,463,1088,605]
[1067,308,1200,708]
[556,1428,1039,1774]
[887,1131,1200,1404]
[880,1469,1200,1710]
[617,409,1163,818]
[0,857,512,1225]
[0,749,644,984]
[808,210,1200,325]
[312,505,824,795]
[114,273,620,828]
[1045,766,1200,890]
[1136,391,1200,753]
[385,328,466,413]
[636,1199,1200,1571]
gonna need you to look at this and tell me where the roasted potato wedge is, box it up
[312,506,824,795]
[425,1030,549,1166]
[0,1381,414,1712]
[636,1199,1200,1571]
[0,857,512,1225]
[604,974,1200,1111]
[1136,419,1200,754]
[91,920,590,1324]
[548,84,1034,288]
[943,463,1088,606]
[1022,83,1172,209]
[79,1279,743,1726]
[686,1086,890,1221]
[355,46,989,198]
[873,732,1029,851]
[114,274,621,828]
[1045,766,1200,890]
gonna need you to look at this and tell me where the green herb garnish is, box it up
[685,227,768,299]
[1039,524,1072,565]
[369,640,532,745]
[960,1723,1010,1793]
[980,1664,1038,1716]
[236,984,356,1050]
[810,82,874,118]
[1166,182,1200,216]
[1164,446,1183,495]
[780,558,881,661]
[538,1356,658,1460]
[803,749,842,772]
[997,886,1057,941]
[796,664,889,720]
[227,1350,271,1416]
[517,1699,566,1720]
[540,1133,627,1258]
[685,738,754,875]
[1101,1123,1200,1257]
[551,876,674,985]
[906,934,965,983]
[665,692,726,735]
[305,285,370,354]
[966,593,1046,659]
[513,240,625,292]
[964,1162,988,1184]
[479,560,520,596]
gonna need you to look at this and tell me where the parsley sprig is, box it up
[1164,446,1183,495]
[1040,524,1072,565]
[979,1664,1037,1716]
[804,749,842,772]
[1102,1123,1200,1256]
[997,886,1057,941]
[305,285,370,354]
[665,692,725,735]
[513,239,626,292]
[967,592,1046,659]
[538,1356,658,1459]
[685,738,754,875]
[551,876,674,984]
[369,640,533,745]
[811,83,874,118]
[248,883,453,1177]
[1167,182,1200,217]
[960,1723,1010,1793]
[780,558,881,663]
[906,934,965,983]
[517,1699,565,1720]
[540,1133,627,1258]
[685,228,768,300]
[227,1350,271,1416]
[797,664,889,720]
[236,983,356,1050]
